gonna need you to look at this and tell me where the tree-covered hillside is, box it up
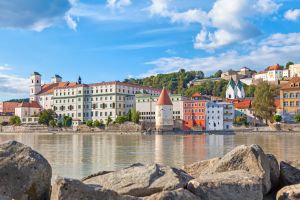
[5,98,29,103]
[124,69,228,97]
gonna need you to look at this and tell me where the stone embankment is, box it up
[1,141,300,200]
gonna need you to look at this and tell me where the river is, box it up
[0,133,299,180]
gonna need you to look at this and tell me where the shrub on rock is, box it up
[0,140,52,200]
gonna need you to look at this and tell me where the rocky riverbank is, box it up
[0,141,300,200]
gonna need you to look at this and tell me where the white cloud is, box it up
[143,32,300,77]
[284,9,300,21]
[65,13,77,30]
[147,0,280,50]
[0,65,12,71]
[107,0,131,9]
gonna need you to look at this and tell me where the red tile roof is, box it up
[157,88,173,105]
[18,101,41,108]
[0,102,19,113]
[233,100,252,109]
[265,64,283,71]
[281,77,300,90]
[38,82,78,95]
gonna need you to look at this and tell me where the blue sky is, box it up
[0,0,300,100]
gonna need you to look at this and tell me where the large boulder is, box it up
[0,140,52,200]
[208,144,271,195]
[187,170,263,200]
[83,163,193,197]
[266,154,280,190]
[276,183,300,200]
[280,160,300,186]
[143,188,199,200]
[183,158,221,178]
[51,177,138,200]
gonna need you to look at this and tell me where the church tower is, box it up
[155,88,174,131]
[30,72,42,102]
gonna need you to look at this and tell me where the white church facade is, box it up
[226,78,245,100]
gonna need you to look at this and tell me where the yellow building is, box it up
[280,77,300,116]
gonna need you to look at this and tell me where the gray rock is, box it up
[183,158,221,178]
[0,140,52,200]
[83,163,193,197]
[143,188,200,200]
[276,183,300,200]
[280,160,300,187]
[266,154,280,190]
[51,177,138,200]
[209,144,271,195]
[187,170,263,200]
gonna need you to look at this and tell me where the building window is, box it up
[283,101,288,107]
[290,93,295,98]
[290,101,294,107]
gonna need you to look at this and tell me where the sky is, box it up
[0,0,300,100]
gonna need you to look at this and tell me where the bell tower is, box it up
[30,72,42,102]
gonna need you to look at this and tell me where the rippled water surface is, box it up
[0,133,299,179]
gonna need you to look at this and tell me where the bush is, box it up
[234,115,248,126]
[62,116,72,127]
[93,120,100,127]
[9,116,21,126]
[86,120,93,127]
[56,121,62,128]
[294,114,300,122]
[115,116,127,124]
[49,120,56,127]
[273,115,282,123]
[38,109,55,126]
[106,116,113,126]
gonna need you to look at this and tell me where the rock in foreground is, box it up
[280,160,300,187]
[143,188,199,200]
[266,154,280,190]
[51,177,138,200]
[183,158,220,178]
[276,183,300,200]
[83,163,193,197]
[187,170,263,200]
[0,140,52,200]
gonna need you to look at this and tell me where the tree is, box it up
[286,61,294,69]
[9,116,21,126]
[38,109,55,126]
[127,109,132,121]
[93,120,101,127]
[131,109,140,124]
[62,116,72,127]
[115,116,127,124]
[49,120,56,127]
[294,114,300,122]
[86,120,93,127]
[106,116,113,126]
[244,85,256,97]
[273,115,282,123]
[253,81,276,124]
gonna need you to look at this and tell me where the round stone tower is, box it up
[155,88,174,131]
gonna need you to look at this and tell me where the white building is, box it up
[29,72,161,122]
[253,64,289,82]
[155,88,174,131]
[226,78,245,100]
[206,102,234,131]
[136,93,184,122]
[289,64,300,77]
[15,101,41,124]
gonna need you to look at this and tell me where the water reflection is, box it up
[0,133,299,179]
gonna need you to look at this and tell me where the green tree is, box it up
[244,85,256,97]
[106,116,113,126]
[127,109,132,121]
[56,121,63,128]
[286,61,294,69]
[93,120,100,127]
[273,115,282,123]
[253,81,276,124]
[115,116,127,124]
[9,116,21,126]
[294,114,300,122]
[86,120,93,127]
[131,109,140,124]
[38,109,55,126]
[62,116,72,127]
[49,120,56,127]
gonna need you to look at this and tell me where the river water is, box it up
[0,133,299,180]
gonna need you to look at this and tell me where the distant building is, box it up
[221,67,255,81]
[226,78,245,100]
[0,102,19,114]
[289,64,300,78]
[206,101,234,131]
[232,99,259,124]
[155,88,174,131]
[253,64,289,83]
[15,101,41,124]
[182,94,206,131]
[280,77,300,121]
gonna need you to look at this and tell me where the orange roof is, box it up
[18,101,41,109]
[157,88,173,105]
[192,93,202,98]
[38,82,78,95]
[281,77,300,90]
[274,99,280,108]
[233,100,252,109]
[0,102,19,113]
[266,64,283,71]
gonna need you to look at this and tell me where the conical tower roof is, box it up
[157,88,173,105]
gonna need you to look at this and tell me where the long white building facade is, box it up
[30,72,161,122]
